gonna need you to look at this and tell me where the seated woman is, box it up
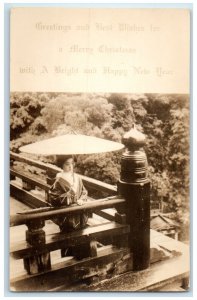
[48,155,89,232]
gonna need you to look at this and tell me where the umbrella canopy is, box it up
[19,134,125,156]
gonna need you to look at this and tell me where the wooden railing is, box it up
[10,197,125,226]
[9,152,189,292]
[10,152,132,291]
[10,151,117,195]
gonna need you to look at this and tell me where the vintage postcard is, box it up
[9,7,190,292]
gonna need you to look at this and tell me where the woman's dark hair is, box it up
[56,155,73,168]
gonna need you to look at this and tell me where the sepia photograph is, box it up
[9,6,190,293]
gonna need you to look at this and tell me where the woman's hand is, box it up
[77,199,85,206]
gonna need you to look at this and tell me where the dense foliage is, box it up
[10,92,190,240]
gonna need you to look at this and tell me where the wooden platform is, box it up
[9,159,190,292]
[59,230,190,292]
[10,218,189,292]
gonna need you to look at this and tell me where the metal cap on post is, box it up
[118,124,150,271]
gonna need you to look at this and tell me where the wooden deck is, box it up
[10,196,189,291]
[57,230,190,292]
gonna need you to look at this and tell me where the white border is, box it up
[1,1,196,300]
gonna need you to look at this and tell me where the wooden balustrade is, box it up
[9,152,190,292]
[10,194,131,290]
[10,152,132,290]
[10,151,117,195]
[10,196,125,227]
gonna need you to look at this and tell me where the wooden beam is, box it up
[80,174,117,195]
[10,183,49,209]
[10,196,126,227]
[10,152,117,195]
[94,209,116,222]
[10,169,50,191]
[10,222,130,259]
[10,247,131,291]
[10,152,59,172]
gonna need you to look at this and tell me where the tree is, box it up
[76,152,121,186]
[166,107,189,229]
[10,92,46,140]
[10,92,190,241]
[108,94,135,130]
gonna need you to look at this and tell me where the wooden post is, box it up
[22,180,34,191]
[10,160,15,181]
[61,238,98,260]
[24,219,51,275]
[113,211,128,248]
[46,169,56,186]
[181,276,189,290]
[115,212,126,224]
[118,127,150,271]
[45,169,56,202]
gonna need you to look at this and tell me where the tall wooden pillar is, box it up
[118,126,150,271]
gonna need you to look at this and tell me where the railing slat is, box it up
[10,183,49,209]
[10,222,130,259]
[10,197,125,227]
[10,169,50,191]
[10,152,59,172]
[80,174,117,194]
[10,247,131,291]
[10,152,117,194]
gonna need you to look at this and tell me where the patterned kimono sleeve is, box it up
[48,176,68,228]
[48,176,68,207]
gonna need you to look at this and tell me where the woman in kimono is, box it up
[48,155,89,232]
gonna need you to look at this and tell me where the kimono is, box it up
[48,172,88,231]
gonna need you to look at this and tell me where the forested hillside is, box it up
[10,92,190,240]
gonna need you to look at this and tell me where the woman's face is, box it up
[62,158,74,173]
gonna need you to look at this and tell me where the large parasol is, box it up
[19,134,124,156]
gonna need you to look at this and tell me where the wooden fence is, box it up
[10,152,132,291]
